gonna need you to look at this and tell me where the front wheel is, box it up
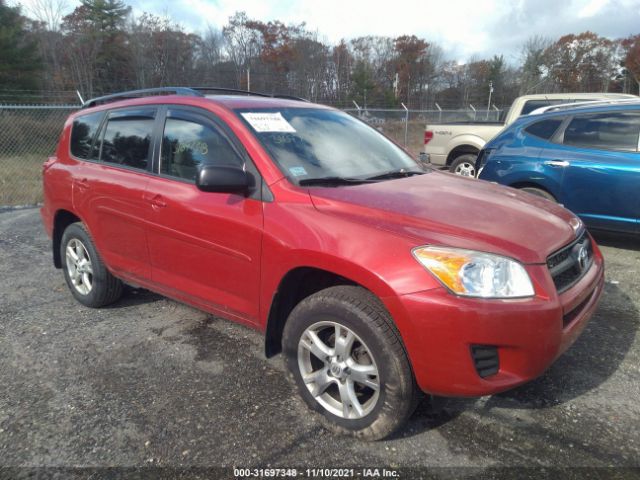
[449,154,478,177]
[282,286,419,440]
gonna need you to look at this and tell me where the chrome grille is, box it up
[547,230,593,293]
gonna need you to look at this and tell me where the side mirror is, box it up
[196,165,251,194]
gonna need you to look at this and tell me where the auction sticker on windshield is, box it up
[241,112,296,132]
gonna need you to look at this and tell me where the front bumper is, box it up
[385,244,605,397]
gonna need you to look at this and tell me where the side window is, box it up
[563,112,640,152]
[70,112,103,159]
[99,110,155,170]
[161,116,242,181]
[524,118,563,140]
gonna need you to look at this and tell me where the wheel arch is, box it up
[446,144,480,166]
[262,265,403,358]
[264,266,360,358]
[509,181,558,201]
[52,209,82,268]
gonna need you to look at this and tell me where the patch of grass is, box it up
[0,154,45,206]
[376,120,425,157]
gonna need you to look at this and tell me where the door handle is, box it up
[147,194,167,209]
[75,178,90,191]
[544,160,570,168]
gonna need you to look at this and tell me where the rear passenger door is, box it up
[73,107,157,281]
[144,107,264,324]
[554,111,640,234]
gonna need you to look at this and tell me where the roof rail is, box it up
[270,94,310,102]
[83,87,204,108]
[529,98,640,115]
[190,87,272,97]
[83,86,309,109]
[192,87,309,102]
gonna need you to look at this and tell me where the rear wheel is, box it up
[61,222,123,308]
[283,286,418,440]
[449,154,478,177]
[519,187,556,202]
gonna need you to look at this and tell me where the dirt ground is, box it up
[0,208,638,479]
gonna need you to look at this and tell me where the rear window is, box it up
[524,118,563,140]
[563,112,640,151]
[99,110,155,170]
[70,112,103,159]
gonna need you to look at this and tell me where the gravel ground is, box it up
[0,207,639,478]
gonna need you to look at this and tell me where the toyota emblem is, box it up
[577,245,588,271]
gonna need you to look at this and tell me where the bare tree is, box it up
[519,35,552,94]
[223,12,263,88]
[26,0,69,93]
[24,0,68,31]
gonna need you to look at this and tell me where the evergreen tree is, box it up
[0,1,42,93]
[62,0,131,96]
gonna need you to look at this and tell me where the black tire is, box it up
[60,222,123,308]
[449,153,478,177]
[519,187,556,202]
[282,285,419,440]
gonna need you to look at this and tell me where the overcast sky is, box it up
[15,0,640,63]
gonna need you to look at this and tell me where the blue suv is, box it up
[478,101,640,234]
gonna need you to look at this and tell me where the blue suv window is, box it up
[525,119,563,140]
[563,112,640,152]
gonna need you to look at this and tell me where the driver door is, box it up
[144,106,264,324]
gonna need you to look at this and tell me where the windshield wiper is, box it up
[364,169,426,181]
[298,176,378,187]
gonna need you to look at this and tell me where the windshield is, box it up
[234,107,424,184]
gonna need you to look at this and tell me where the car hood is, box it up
[308,171,579,264]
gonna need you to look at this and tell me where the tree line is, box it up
[2,0,640,108]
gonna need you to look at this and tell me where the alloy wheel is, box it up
[297,321,380,419]
[65,238,93,295]
[454,161,476,177]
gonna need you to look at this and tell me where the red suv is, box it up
[41,87,604,440]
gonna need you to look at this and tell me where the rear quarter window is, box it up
[70,112,103,159]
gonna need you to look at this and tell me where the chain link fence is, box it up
[0,105,79,207]
[344,108,503,156]
[0,104,502,207]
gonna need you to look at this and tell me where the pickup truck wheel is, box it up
[450,154,478,177]
[282,286,419,440]
[61,222,123,308]
[519,187,556,202]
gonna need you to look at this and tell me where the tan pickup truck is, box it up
[424,93,636,176]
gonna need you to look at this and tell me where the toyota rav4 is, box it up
[41,87,605,440]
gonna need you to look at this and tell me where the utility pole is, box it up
[487,80,493,119]
[247,67,251,91]
[425,83,429,110]
[393,73,399,98]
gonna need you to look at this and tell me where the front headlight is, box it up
[412,246,535,298]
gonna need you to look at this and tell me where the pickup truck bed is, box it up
[424,93,637,177]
